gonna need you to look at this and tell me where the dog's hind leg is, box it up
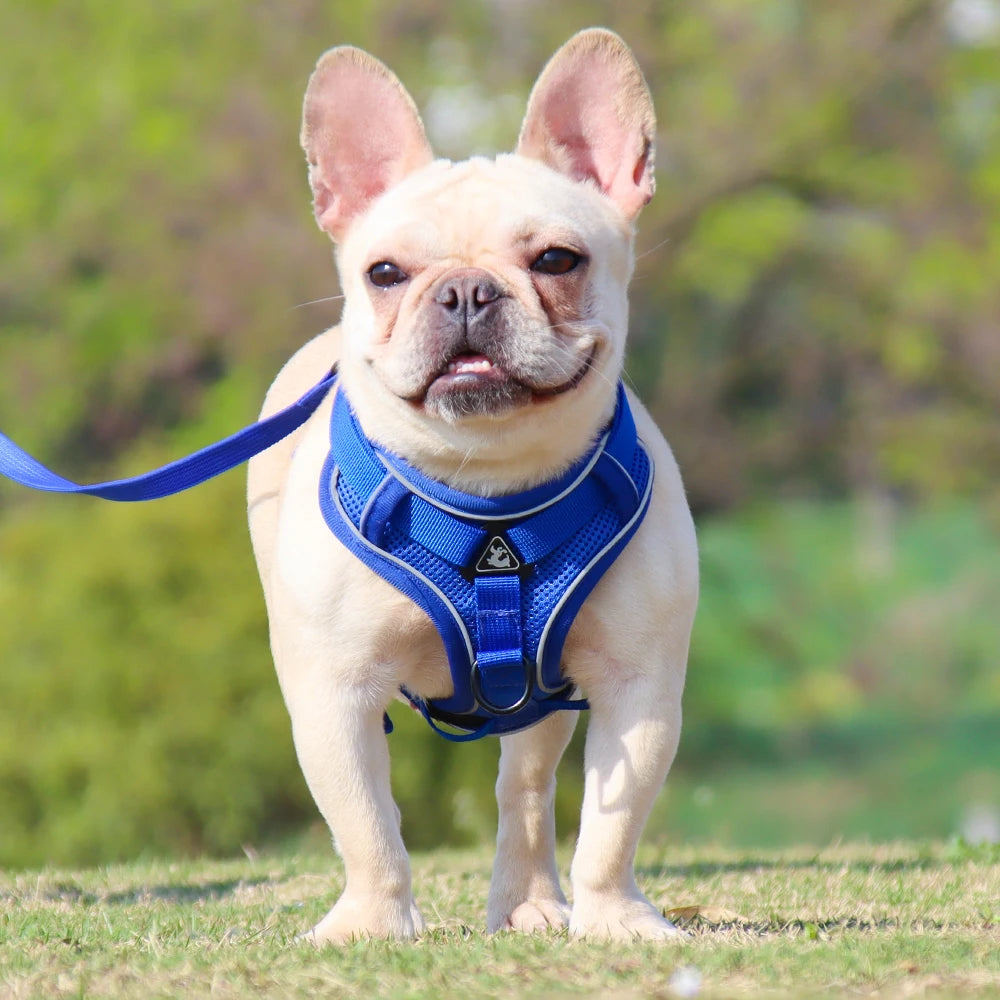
[487,710,577,933]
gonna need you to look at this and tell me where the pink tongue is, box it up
[448,353,494,375]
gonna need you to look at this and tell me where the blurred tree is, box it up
[1,0,998,866]
[2,0,998,512]
[627,0,1000,513]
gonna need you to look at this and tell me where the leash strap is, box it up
[0,370,337,501]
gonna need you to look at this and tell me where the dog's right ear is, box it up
[301,47,433,241]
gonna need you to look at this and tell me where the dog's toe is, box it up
[304,893,424,945]
[570,896,687,942]
[488,896,570,934]
[410,897,427,935]
[508,899,571,933]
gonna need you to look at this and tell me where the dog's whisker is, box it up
[291,294,346,310]
[546,326,642,399]
[634,236,671,262]
[619,366,641,396]
[547,334,619,395]
[453,446,478,481]
[590,362,618,394]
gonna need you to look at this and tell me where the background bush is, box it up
[2,489,997,866]
[1,0,998,867]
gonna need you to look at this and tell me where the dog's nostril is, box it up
[435,274,503,313]
[473,282,501,308]
[437,285,461,310]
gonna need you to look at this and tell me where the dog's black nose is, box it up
[434,269,504,317]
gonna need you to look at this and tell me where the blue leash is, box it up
[0,369,337,500]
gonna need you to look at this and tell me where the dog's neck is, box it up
[339,361,619,496]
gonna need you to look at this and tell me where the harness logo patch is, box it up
[476,535,521,574]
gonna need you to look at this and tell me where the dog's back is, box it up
[247,326,340,595]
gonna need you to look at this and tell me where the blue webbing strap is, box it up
[408,700,498,742]
[0,370,337,501]
[474,575,530,713]
[506,476,602,563]
[405,495,487,566]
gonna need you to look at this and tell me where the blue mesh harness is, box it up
[320,380,654,741]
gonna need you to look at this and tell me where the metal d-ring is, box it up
[469,657,535,716]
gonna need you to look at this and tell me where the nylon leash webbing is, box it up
[0,370,337,501]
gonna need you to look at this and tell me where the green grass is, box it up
[2,840,997,999]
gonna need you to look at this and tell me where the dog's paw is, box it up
[488,897,571,934]
[570,894,686,942]
[303,894,426,945]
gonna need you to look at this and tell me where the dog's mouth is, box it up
[437,352,510,388]
[419,347,595,418]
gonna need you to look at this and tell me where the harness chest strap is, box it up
[320,379,655,741]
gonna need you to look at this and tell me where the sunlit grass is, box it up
[2,840,997,998]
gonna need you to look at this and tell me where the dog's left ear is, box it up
[517,29,656,221]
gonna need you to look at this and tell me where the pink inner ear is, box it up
[539,71,651,217]
[519,34,656,220]
[540,74,627,182]
[303,51,432,239]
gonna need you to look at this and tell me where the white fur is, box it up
[247,29,698,944]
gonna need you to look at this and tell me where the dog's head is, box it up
[302,29,655,491]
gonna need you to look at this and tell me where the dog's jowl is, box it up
[247,29,699,943]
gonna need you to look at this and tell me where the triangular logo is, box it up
[475,535,521,574]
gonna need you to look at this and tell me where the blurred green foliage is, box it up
[1,492,996,866]
[1,0,998,866]
[3,0,999,512]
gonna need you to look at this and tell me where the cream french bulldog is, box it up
[247,28,698,943]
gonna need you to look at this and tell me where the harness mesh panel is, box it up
[524,507,619,646]
[337,477,365,523]
[383,524,476,615]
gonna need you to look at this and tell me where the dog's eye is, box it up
[368,261,408,288]
[531,247,584,276]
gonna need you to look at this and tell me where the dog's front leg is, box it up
[279,641,423,945]
[568,669,684,941]
[487,711,577,933]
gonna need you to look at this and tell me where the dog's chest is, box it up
[380,596,455,698]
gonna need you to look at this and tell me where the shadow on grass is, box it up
[675,915,953,937]
[638,838,999,879]
[638,856,941,879]
[37,877,271,907]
